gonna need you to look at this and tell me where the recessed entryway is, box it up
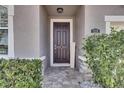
[50,19,74,67]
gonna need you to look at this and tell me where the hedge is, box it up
[0,59,42,88]
[83,30,124,88]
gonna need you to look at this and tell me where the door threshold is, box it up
[51,63,70,67]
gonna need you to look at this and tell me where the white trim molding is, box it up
[105,16,124,22]
[51,63,70,67]
[105,16,124,34]
[15,56,46,61]
[50,18,75,68]
[105,21,111,34]
[8,5,15,57]
[0,56,46,62]
[70,42,75,68]
[0,5,14,58]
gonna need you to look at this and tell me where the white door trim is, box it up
[50,18,74,68]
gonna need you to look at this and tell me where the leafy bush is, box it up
[0,59,42,88]
[83,30,124,88]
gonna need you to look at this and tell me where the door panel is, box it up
[53,22,70,63]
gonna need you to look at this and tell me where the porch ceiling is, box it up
[44,5,80,16]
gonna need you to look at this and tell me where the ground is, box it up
[43,67,101,88]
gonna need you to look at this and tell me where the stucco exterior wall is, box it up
[14,5,40,58]
[39,6,49,70]
[75,6,85,68]
[40,6,48,57]
[85,5,124,37]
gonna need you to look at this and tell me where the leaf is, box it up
[0,59,42,88]
[83,29,124,88]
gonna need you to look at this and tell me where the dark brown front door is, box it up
[53,22,70,63]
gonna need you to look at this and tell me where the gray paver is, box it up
[43,67,101,88]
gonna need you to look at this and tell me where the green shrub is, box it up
[83,30,124,88]
[0,59,42,88]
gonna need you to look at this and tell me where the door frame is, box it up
[50,18,74,67]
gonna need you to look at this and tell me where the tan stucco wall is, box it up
[75,6,85,68]
[85,5,124,37]
[75,6,85,55]
[14,5,48,59]
[39,6,49,69]
[40,6,49,57]
[14,5,40,58]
